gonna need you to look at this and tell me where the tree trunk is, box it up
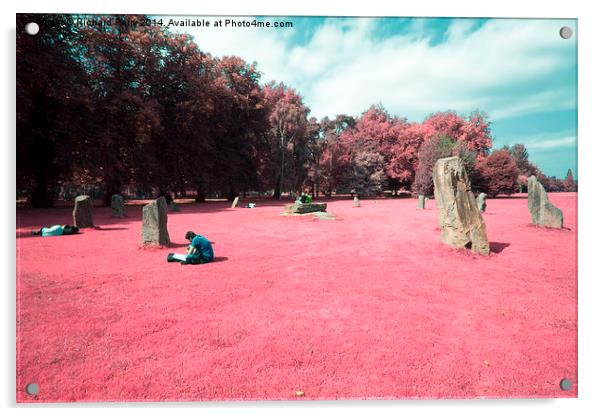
[103,180,121,206]
[195,183,206,202]
[30,174,54,207]
[29,137,55,208]
[158,189,173,205]
[227,181,236,202]
[273,175,282,199]
[278,134,285,200]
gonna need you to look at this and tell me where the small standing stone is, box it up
[528,176,563,228]
[231,196,239,209]
[476,193,487,212]
[353,196,360,207]
[141,197,170,246]
[73,195,94,228]
[433,156,489,255]
[110,194,125,218]
[417,195,425,209]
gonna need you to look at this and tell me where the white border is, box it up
[2,1,600,415]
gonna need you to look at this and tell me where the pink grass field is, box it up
[15,194,577,402]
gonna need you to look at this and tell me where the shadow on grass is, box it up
[211,256,228,263]
[169,242,189,248]
[490,242,510,253]
[16,230,83,239]
[491,195,528,200]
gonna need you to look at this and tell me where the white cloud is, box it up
[512,133,576,150]
[162,17,577,122]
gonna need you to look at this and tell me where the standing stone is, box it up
[417,195,425,209]
[141,197,170,246]
[231,196,239,209]
[73,195,94,228]
[353,196,360,207]
[433,156,489,255]
[528,176,563,228]
[110,194,125,218]
[476,193,487,212]
[168,202,180,212]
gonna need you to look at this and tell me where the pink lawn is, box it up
[16,193,577,401]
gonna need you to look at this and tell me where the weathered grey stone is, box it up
[353,196,360,207]
[168,202,180,212]
[433,156,490,255]
[417,195,425,209]
[476,192,487,212]
[231,196,239,209]
[72,195,94,228]
[528,176,563,228]
[285,202,327,214]
[141,197,170,246]
[111,194,125,218]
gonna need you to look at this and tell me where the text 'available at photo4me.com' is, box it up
[73,16,294,29]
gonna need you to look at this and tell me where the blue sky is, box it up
[164,16,577,179]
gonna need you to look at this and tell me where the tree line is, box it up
[16,14,576,207]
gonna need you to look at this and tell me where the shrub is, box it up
[413,136,455,196]
[476,149,519,197]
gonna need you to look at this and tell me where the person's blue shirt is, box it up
[186,235,214,263]
[41,225,64,237]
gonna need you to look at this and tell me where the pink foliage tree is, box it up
[314,115,355,196]
[475,149,519,196]
[262,81,310,198]
[423,111,492,158]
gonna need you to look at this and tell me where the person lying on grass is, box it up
[167,231,214,265]
[31,224,80,237]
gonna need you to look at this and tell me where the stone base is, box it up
[528,176,563,228]
[73,195,94,228]
[417,195,425,209]
[111,194,125,218]
[433,156,490,255]
[284,202,327,214]
[141,197,170,246]
[476,192,487,213]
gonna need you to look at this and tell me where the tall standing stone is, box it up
[73,195,94,228]
[433,156,490,255]
[111,194,125,218]
[353,196,360,207]
[231,196,239,209]
[476,193,487,212]
[417,195,425,209]
[528,176,563,228]
[141,197,170,246]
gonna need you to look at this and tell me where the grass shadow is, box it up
[169,242,189,248]
[490,242,510,253]
[211,256,228,263]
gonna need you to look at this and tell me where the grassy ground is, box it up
[16,194,577,401]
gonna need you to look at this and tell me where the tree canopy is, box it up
[17,14,572,206]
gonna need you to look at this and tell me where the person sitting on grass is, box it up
[167,231,214,265]
[31,224,80,237]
